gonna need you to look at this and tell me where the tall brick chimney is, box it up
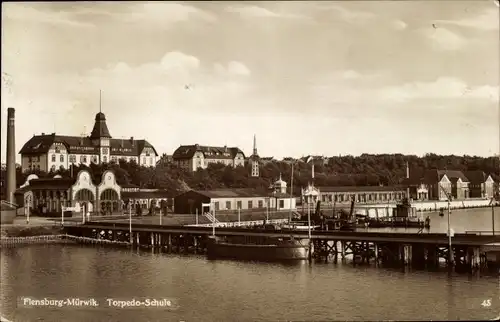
[5,107,16,203]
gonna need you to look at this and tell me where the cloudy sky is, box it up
[1,1,499,162]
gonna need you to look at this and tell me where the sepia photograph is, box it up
[1,1,499,321]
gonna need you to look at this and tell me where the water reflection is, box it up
[1,207,499,321]
[1,244,499,322]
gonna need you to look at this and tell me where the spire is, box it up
[252,134,257,156]
[99,89,102,113]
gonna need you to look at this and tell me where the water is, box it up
[1,208,499,322]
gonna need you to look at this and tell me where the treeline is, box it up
[3,154,499,198]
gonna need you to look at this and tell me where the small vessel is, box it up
[206,235,310,261]
[206,224,310,261]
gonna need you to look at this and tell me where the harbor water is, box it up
[1,208,499,322]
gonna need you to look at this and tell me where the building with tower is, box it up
[249,134,260,177]
[19,105,158,173]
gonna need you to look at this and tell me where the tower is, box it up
[250,134,259,177]
[5,107,16,203]
[90,91,112,164]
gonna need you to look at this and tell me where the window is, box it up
[55,147,60,153]
[103,156,107,163]
[92,156,97,163]
[214,202,219,211]
[51,154,56,162]
[225,201,231,210]
[247,200,252,209]
[51,165,56,172]
[279,200,285,208]
[103,148,108,154]
[83,156,87,163]
[258,200,263,208]
[60,155,64,162]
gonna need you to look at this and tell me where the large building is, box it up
[405,169,495,201]
[19,112,158,172]
[172,144,245,172]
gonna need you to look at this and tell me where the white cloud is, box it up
[225,5,307,20]
[392,20,408,31]
[434,8,499,31]
[2,3,95,28]
[377,77,499,102]
[320,4,376,22]
[422,27,466,51]
[119,2,216,25]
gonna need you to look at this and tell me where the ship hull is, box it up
[207,239,310,261]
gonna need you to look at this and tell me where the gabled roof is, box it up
[464,171,493,184]
[172,144,245,160]
[438,170,469,182]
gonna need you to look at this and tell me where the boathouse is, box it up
[174,183,297,215]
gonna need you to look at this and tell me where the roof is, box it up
[90,112,111,139]
[19,134,157,157]
[122,190,172,199]
[438,170,469,182]
[28,178,76,190]
[172,144,245,160]
[464,171,492,184]
[318,185,406,193]
[193,188,268,198]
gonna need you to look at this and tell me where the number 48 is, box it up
[481,299,492,307]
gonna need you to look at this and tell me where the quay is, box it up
[64,221,500,274]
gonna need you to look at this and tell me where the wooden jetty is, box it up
[63,221,500,274]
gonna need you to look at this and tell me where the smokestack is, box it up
[6,107,16,203]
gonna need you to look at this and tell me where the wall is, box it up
[22,154,48,172]
[213,197,269,211]
[174,190,211,214]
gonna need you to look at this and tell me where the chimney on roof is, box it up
[130,137,134,146]
[224,145,227,152]
[41,132,45,135]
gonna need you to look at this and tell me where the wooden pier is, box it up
[64,222,500,274]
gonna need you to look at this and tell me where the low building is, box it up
[14,170,121,216]
[120,183,174,212]
[172,144,245,172]
[174,181,297,215]
[315,185,407,205]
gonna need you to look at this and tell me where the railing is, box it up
[203,212,219,223]
[0,200,18,210]
[188,218,288,228]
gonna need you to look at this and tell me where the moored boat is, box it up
[206,235,311,261]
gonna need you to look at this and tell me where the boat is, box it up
[206,225,311,261]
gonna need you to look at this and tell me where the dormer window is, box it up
[55,147,60,153]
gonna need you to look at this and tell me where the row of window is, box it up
[213,199,267,211]
[320,192,405,203]
[50,154,154,165]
